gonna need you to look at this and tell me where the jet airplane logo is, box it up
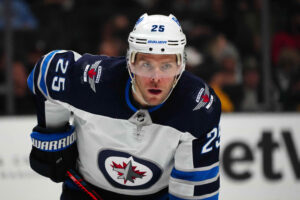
[111,160,146,184]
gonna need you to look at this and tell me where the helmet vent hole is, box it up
[149,48,153,51]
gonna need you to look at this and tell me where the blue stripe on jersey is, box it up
[27,65,36,94]
[169,193,219,200]
[201,193,219,200]
[39,50,60,97]
[169,194,187,200]
[194,177,220,196]
[125,78,164,112]
[171,166,219,182]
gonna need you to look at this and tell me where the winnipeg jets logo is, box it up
[193,84,213,111]
[105,157,152,186]
[98,150,162,189]
[83,60,102,93]
[111,160,146,184]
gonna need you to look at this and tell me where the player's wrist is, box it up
[29,124,78,183]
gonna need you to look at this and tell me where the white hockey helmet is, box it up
[127,13,187,76]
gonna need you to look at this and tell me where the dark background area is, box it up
[0,0,299,115]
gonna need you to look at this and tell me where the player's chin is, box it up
[146,94,165,106]
[147,100,163,106]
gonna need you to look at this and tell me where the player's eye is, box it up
[161,63,172,71]
[141,62,152,70]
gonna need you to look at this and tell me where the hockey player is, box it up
[27,13,221,200]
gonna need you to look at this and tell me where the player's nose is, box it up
[150,70,161,83]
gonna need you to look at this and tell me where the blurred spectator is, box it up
[207,34,242,85]
[209,67,235,112]
[0,54,35,114]
[100,14,131,56]
[185,46,204,71]
[271,3,300,66]
[0,0,38,30]
[101,14,130,42]
[98,38,123,57]
[271,3,300,111]
[234,0,262,59]
[188,53,218,84]
[12,61,27,97]
[239,56,264,111]
[25,40,46,69]
[30,0,76,51]
[285,68,300,111]
[274,48,300,110]
[205,0,236,40]
[0,0,299,114]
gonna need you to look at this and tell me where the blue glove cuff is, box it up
[31,126,76,152]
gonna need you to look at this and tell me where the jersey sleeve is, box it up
[169,89,221,200]
[27,50,81,101]
[27,50,81,128]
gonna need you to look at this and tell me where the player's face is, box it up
[132,53,179,106]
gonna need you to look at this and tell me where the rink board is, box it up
[0,114,299,200]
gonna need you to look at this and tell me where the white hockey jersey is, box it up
[28,50,221,200]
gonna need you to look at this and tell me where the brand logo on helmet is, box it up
[148,40,167,44]
[83,60,102,93]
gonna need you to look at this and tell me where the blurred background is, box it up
[0,0,299,199]
[0,0,300,114]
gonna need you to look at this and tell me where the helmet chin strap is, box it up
[128,67,150,106]
[132,81,150,106]
[159,72,182,104]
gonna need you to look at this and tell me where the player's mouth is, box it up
[148,89,162,95]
